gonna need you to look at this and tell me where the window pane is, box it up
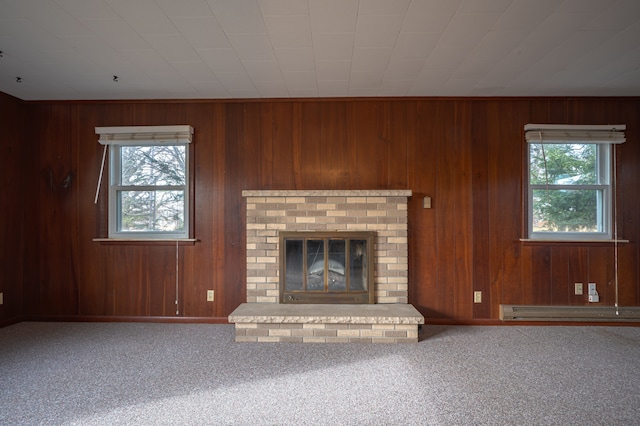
[119,190,184,232]
[532,189,600,232]
[306,240,324,291]
[530,143,597,185]
[121,145,185,186]
[284,239,303,291]
[327,239,346,291]
[349,240,367,291]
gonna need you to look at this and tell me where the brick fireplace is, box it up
[228,190,424,343]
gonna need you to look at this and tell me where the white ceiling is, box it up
[1,0,639,101]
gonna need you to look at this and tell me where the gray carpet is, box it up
[1,322,639,425]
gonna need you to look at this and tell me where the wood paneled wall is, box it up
[9,97,640,323]
[0,92,27,325]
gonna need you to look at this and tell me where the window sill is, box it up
[93,238,198,246]
[519,238,629,246]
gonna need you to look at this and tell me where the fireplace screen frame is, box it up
[279,231,375,304]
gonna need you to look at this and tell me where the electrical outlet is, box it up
[588,283,599,303]
[574,283,583,295]
[207,290,214,302]
[0,292,3,305]
[473,291,482,303]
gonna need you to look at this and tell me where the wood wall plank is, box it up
[0,93,27,323]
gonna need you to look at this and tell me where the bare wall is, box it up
[16,97,640,323]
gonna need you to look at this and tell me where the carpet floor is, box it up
[1,322,639,425]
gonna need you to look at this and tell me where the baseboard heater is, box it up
[500,305,640,322]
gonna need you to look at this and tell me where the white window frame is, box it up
[524,124,625,242]
[95,125,193,240]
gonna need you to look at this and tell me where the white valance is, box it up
[524,124,626,144]
[96,125,193,145]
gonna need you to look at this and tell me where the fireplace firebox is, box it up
[279,231,374,304]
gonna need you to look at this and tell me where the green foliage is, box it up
[530,143,601,232]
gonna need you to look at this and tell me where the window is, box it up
[95,125,193,240]
[525,124,625,241]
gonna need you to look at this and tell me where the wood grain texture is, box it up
[2,96,638,323]
[0,93,27,323]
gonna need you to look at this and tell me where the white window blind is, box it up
[96,125,194,145]
[524,124,626,144]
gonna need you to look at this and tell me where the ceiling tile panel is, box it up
[106,0,177,35]
[226,33,276,61]
[354,15,404,48]
[581,0,640,31]
[521,11,599,48]
[352,47,392,72]
[401,0,462,33]
[493,0,560,31]
[358,0,410,16]
[253,79,289,97]
[458,0,513,13]
[451,57,498,80]
[243,59,283,81]
[379,79,412,96]
[119,49,175,73]
[188,80,230,97]
[155,0,214,18]
[5,0,93,36]
[317,80,348,97]
[384,59,425,81]
[411,68,456,91]
[312,33,355,61]
[468,30,528,60]
[208,0,267,34]
[316,61,351,81]
[0,18,69,51]
[82,18,151,50]
[392,32,440,60]
[555,0,610,13]
[54,0,119,20]
[308,0,358,33]
[258,0,309,15]
[349,71,382,89]
[264,15,312,48]
[437,12,502,47]
[423,46,473,70]
[197,48,245,73]
[143,34,201,62]
[214,70,256,91]
[59,35,129,65]
[170,60,219,82]
[275,48,314,72]
[283,70,316,89]
[171,17,230,49]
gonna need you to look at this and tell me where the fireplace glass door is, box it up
[280,231,374,304]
